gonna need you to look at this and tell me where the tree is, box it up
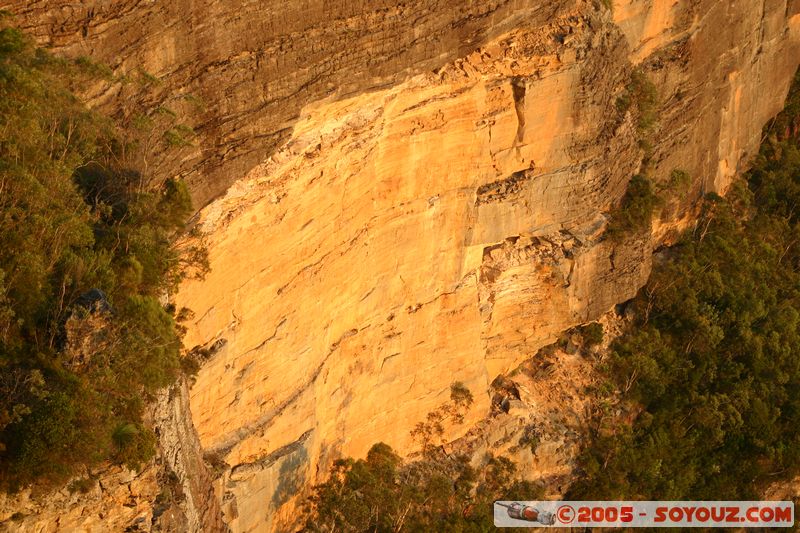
[0,25,205,489]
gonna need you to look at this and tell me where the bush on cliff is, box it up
[605,174,661,241]
[616,68,658,132]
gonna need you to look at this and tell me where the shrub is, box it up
[667,168,691,192]
[112,423,157,471]
[616,68,658,131]
[580,322,604,347]
[606,175,661,241]
[411,382,474,453]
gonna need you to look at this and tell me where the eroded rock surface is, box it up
[175,2,799,531]
[1,0,799,531]
[0,380,224,532]
[2,0,577,208]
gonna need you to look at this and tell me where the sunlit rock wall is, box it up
[1,0,799,531]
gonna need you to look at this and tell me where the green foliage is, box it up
[617,68,658,131]
[410,382,474,453]
[163,124,196,148]
[136,68,161,86]
[4,388,111,486]
[571,72,800,500]
[606,174,661,241]
[74,56,114,80]
[306,444,543,533]
[659,168,692,201]
[449,381,474,420]
[112,423,157,471]
[111,296,182,391]
[667,168,691,191]
[305,382,542,531]
[0,26,204,489]
[580,322,604,347]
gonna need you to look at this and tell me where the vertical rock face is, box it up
[150,381,229,533]
[1,0,574,207]
[174,2,799,531]
[609,0,800,194]
[1,1,799,532]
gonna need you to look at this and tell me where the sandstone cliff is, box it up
[2,0,579,208]
[1,0,799,532]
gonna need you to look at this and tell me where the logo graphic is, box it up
[495,502,555,525]
[494,501,795,528]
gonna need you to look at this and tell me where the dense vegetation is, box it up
[0,26,203,488]
[571,69,800,500]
